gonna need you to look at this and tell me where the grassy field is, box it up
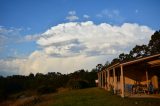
[51,87,160,106]
[1,87,160,106]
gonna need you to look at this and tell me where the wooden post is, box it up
[97,73,99,87]
[100,72,102,88]
[113,68,116,94]
[146,70,149,88]
[153,75,159,89]
[120,65,124,98]
[98,72,100,87]
[104,70,106,90]
[107,69,110,90]
[106,70,108,90]
[99,72,101,87]
[102,71,104,88]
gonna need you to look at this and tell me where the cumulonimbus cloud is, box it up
[37,21,154,57]
[0,21,154,76]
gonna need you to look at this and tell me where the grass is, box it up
[1,87,160,106]
[51,87,160,106]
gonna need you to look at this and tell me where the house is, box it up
[97,54,160,97]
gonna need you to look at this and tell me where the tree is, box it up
[119,53,127,61]
[29,73,34,78]
[148,31,160,54]
[104,61,110,67]
[96,64,103,71]
[111,58,120,64]
[130,45,148,58]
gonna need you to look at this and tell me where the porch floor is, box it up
[129,94,160,99]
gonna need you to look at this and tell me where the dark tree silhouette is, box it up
[148,31,160,54]
[96,64,103,71]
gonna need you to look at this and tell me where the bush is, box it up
[0,89,8,101]
[67,79,89,89]
[37,85,57,94]
[108,85,114,96]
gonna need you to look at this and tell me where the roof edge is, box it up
[106,53,160,71]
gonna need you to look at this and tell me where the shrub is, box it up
[37,85,57,94]
[0,89,8,101]
[67,79,89,89]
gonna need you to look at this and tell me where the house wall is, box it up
[141,75,159,89]
[124,77,134,95]
[151,75,158,89]
[110,77,114,86]
[124,74,159,90]
[124,77,135,85]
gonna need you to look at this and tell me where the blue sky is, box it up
[1,0,160,32]
[0,0,159,76]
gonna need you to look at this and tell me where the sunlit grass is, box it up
[51,87,160,106]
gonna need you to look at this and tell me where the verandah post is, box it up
[113,68,116,94]
[107,69,110,91]
[120,65,124,97]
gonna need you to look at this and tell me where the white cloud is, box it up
[83,14,90,19]
[0,58,26,76]
[68,11,76,15]
[37,21,154,57]
[0,26,22,52]
[0,26,37,45]
[0,27,40,57]
[0,51,106,76]
[29,51,106,74]
[0,21,154,76]
[135,9,139,13]
[65,10,79,21]
[96,9,125,23]
[23,34,41,41]
[66,16,79,21]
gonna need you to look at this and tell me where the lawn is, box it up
[50,87,160,106]
[1,87,160,106]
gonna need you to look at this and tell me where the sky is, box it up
[0,0,160,76]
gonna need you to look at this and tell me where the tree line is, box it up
[0,69,97,101]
